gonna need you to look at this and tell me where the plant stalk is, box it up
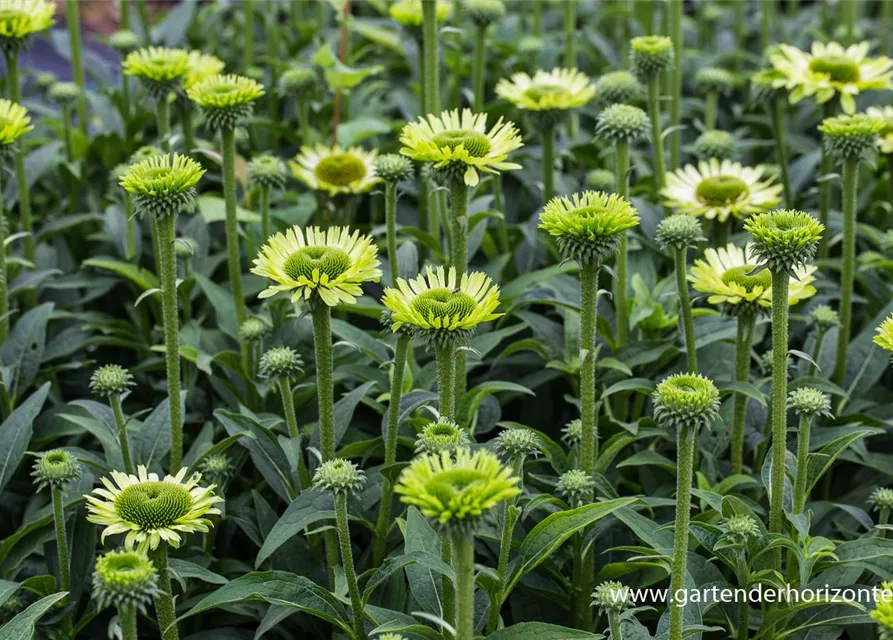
[768,270,790,571]
[668,422,696,640]
[704,92,718,130]
[4,51,35,264]
[668,0,682,169]
[259,184,271,242]
[614,140,631,354]
[421,0,440,114]
[66,0,89,134]
[793,414,812,514]
[335,493,365,639]
[731,313,755,475]
[157,214,184,470]
[770,99,793,208]
[452,529,475,640]
[473,26,486,111]
[385,182,399,284]
[435,342,457,420]
[542,121,555,203]
[0,174,7,342]
[277,376,309,491]
[110,394,135,474]
[580,260,600,473]
[833,157,859,386]
[647,77,666,191]
[120,605,137,640]
[450,178,469,414]
[149,545,179,640]
[51,488,71,603]
[674,246,697,373]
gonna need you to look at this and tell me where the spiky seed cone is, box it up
[92,550,158,613]
[0,0,55,55]
[694,67,735,95]
[655,214,705,251]
[561,418,583,446]
[595,103,649,142]
[198,454,234,485]
[119,153,205,218]
[48,81,80,106]
[31,449,81,491]
[693,130,737,160]
[278,66,318,96]
[630,35,674,80]
[591,581,632,613]
[259,346,304,379]
[462,0,505,27]
[247,155,287,190]
[239,316,272,342]
[375,153,415,184]
[811,304,839,330]
[652,373,721,431]
[312,458,366,495]
[870,487,893,512]
[89,364,135,397]
[493,427,541,461]
[744,209,824,275]
[722,514,760,544]
[787,387,831,419]
[595,70,644,106]
[557,469,594,504]
[819,113,883,160]
[415,418,470,454]
[122,47,190,100]
[585,169,615,192]
[108,29,140,54]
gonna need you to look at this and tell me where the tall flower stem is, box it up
[608,610,622,640]
[704,92,718,130]
[435,342,457,419]
[422,0,440,113]
[149,545,179,640]
[243,1,253,72]
[760,0,774,51]
[674,246,697,372]
[0,174,8,342]
[452,530,475,640]
[833,157,859,386]
[884,0,893,55]
[646,77,666,192]
[110,394,135,474]
[298,99,312,145]
[542,121,555,203]
[66,0,89,134]
[266,0,280,147]
[842,0,857,45]
[793,414,811,514]
[4,51,35,264]
[487,456,522,632]
[472,26,487,111]
[181,105,195,154]
[668,0,682,170]
[531,0,541,35]
[157,98,172,153]
[734,1,746,74]
[450,178,469,413]
[335,493,365,639]
[385,182,399,284]
[221,128,252,380]
[51,488,71,606]
[277,376,309,491]
[735,553,749,640]
[563,1,577,136]
[731,313,755,475]
[124,192,137,261]
[120,606,137,640]
[614,140,631,348]
[668,422,695,640]
[373,333,411,564]
[259,183,272,242]
[769,99,793,208]
[817,102,836,259]
[580,260,600,473]
[61,104,77,213]
[158,214,184,471]
[809,327,827,376]
[768,271,790,570]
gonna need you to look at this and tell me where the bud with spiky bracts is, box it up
[462,0,505,27]
[248,155,287,190]
[596,70,643,106]
[656,214,705,252]
[630,35,673,80]
[92,550,158,614]
[692,130,736,160]
[187,73,265,131]
[31,450,81,492]
[375,153,415,184]
[119,154,205,219]
[595,104,649,143]
[259,346,304,379]
[89,364,135,398]
[557,469,594,506]
[415,418,471,454]
[585,169,615,193]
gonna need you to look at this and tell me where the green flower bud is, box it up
[119,154,205,218]
[517,35,542,56]
[655,213,705,251]
[692,129,737,160]
[462,0,505,27]
[239,316,272,342]
[869,487,893,511]
[630,35,674,80]
[493,427,541,461]
[585,169,615,192]
[174,237,197,259]
[758,348,793,378]
[376,635,408,640]
[279,66,318,97]
[652,373,721,431]
[31,449,81,492]
[259,346,304,379]
[375,153,415,184]
[811,304,839,330]
[312,458,366,495]
[198,453,234,484]
[108,29,140,54]
[561,418,583,446]
[188,73,265,130]
[92,550,158,613]
[596,70,643,106]
[591,580,632,613]
[744,209,824,275]
[819,113,883,160]
[35,71,56,90]
[130,145,163,163]
[89,364,135,397]
[595,103,649,142]
[694,67,735,95]
[48,81,79,106]
[557,469,594,504]
[873,582,893,638]
[722,514,760,543]
[788,387,831,419]
[415,418,471,454]
[247,154,287,190]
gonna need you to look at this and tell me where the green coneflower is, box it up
[259,346,307,493]
[557,468,594,507]
[197,453,234,488]
[694,66,734,130]
[871,582,893,639]
[90,365,136,474]
[719,514,759,640]
[93,550,158,640]
[415,418,471,454]
[870,487,893,537]
[692,130,736,161]
[819,113,882,385]
[0,98,32,342]
[0,0,54,53]
[652,373,720,640]
[630,35,674,189]
[374,154,415,285]
[539,191,639,474]
[874,313,893,363]
[744,209,823,569]
[462,0,505,111]
[788,387,831,515]
[493,427,541,470]
[248,154,287,242]
[750,68,793,207]
[396,449,520,640]
[595,70,644,107]
[592,580,632,640]
[313,459,367,639]
[123,47,190,152]
[120,154,205,471]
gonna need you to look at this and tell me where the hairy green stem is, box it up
[531,0,541,35]
[149,545,179,640]
[243,1,254,71]
[615,140,630,348]
[5,51,34,264]
[736,552,749,640]
[793,415,812,514]
[435,342,457,420]
[62,105,78,213]
[734,1,746,74]
[298,99,311,145]
[608,611,622,640]
[385,182,399,284]
[373,333,411,564]
[335,493,365,639]
[668,0,682,169]
[157,98,171,153]
[311,302,336,461]
[668,423,695,640]
[704,92,718,130]
[452,529,475,640]
[124,193,137,261]
[266,0,280,146]
[488,457,522,632]
[120,605,137,640]
[158,214,183,471]
[760,0,773,51]
[674,246,697,373]
[66,0,89,134]
[51,488,71,603]
[542,121,555,203]
[768,271,790,570]
[110,394,134,474]
[647,77,666,191]
[0,175,7,342]
[580,260,600,473]
[259,184,271,242]
[809,328,826,377]
[731,314,755,475]
[770,99,793,208]
[181,105,195,154]
[421,0,440,113]
[842,0,857,44]
[818,101,836,259]
[277,376,308,491]
[473,26,486,111]
[833,157,859,386]
[450,178,469,413]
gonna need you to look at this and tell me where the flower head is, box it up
[395,448,520,530]
[462,0,505,27]
[183,51,225,90]
[592,581,632,613]
[595,70,644,106]
[187,73,265,129]
[0,99,32,153]
[0,0,54,53]
[48,81,80,106]
[415,418,471,454]
[788,387,831,419]
[313,458,366,495]
[867,106,893,153]
[557,469,594,504]
[662,159,783,222]
[744,209,824,274]
[399,108,522,187]
[630,35,674,79]
[375,153,415,184]
[259,346,304,379]
[688,242,816,315]
[872,582,893,637]
[239,316,272,342]
[390,0,452,28]
[279,65,318,96]
[119,154,205,218]
[31,449,81,492]
[595,103,649,142]
[870,487,893,512]
[655,213,705,251]
[652,373,721,431]
[198,454,234,485]
[561,418,583,446]
[495,68,596,115]
[90,364,135,397]
[493,427,541,461]
[693,130,737,160]
[694,66,735,95]
[539,191,639,265]
[290,144,381,196]
[85,466,223,552]
[721,514,760,544]
[92,550,158,613]
[247,154,287,190]
[811,304,839,330]
[108,29,140,54]
[123,47,191,99]
[874,313,893,353]
[585,169,615,192]
[770,41,893,114]
[819,112,882,160]
[382,266,502,346]
[252,226,381,306]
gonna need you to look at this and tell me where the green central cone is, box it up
[431,129,491,157]
[695,175,749,206]
[721,264,772,291]
[523,83,565,102]
[115,481,192,528]
[283,246,351,281]
[314,153,367,186]
[809,55,861,83]
[411,288,477,321]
